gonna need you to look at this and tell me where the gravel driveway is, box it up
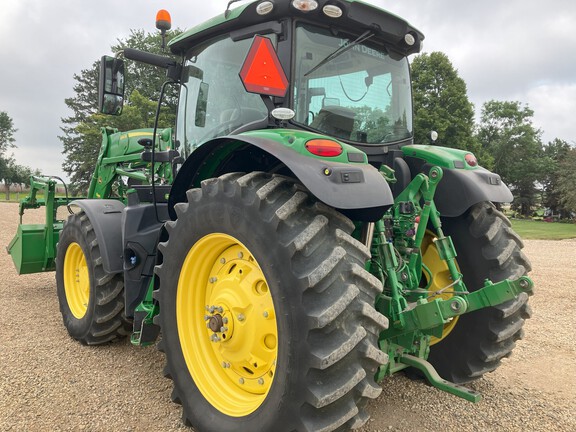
[1,202,575,431]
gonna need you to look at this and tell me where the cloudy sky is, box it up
[1,0,575,178]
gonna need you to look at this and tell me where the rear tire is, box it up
[155,172,388,432]
[427,202,532,383]
[56,210,131,345]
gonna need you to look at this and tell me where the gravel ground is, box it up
[1,202,575,431]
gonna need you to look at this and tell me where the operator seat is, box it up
[310,105,356,140]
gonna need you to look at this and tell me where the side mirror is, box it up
[98,56,125,115]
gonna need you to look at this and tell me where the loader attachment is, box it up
[7,176,70,274]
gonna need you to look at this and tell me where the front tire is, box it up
[56,210,131,345]
[155,172,388,432]
[426,202,532,383]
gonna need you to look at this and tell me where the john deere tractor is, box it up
[9,1,533,431]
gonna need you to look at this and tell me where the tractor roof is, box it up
[168,0,424,57]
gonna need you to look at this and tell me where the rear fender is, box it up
[67,199,125,274]
[402,145,513,217]
[170,132,394,221]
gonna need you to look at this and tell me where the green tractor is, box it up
[9,1,533,430]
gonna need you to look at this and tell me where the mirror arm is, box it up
[120,48,177,69]
[118,48,181,82]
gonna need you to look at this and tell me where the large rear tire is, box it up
[155,172,388,432]
[56,211,131,345]
[426,202,532,383]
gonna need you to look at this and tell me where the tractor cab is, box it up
[167,0,423,157]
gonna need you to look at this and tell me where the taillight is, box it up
[305,139,343,157]
[465,153,478,167]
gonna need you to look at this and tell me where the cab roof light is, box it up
[305,139,343,157]
[292,0,318,12]
[323,4,343,18]
[239,35,288,97]
[256,1,275,15]
[404,33,416,46]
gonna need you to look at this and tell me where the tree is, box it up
[0,111,17,156]
[61,29,181,193]
[541,138,571,218]
[556,147,576,213]
[0,158,33,200]
[60,62,101,193]
[410,52,485,161]
[476,100,546,216]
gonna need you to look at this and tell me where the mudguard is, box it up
[67,199,125,274]
[432,166,513,217]
[401,144,513,217]
[169,134,394,221]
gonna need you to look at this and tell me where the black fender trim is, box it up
[170,135,394,221]
[429,165,513,217]
[68,199,125,274]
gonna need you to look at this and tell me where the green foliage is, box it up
[476,100,546,216]
[410,52,485,161]
[0,157,34,200]
[61,29,181,193]
[0,111,18,186]
[541,138,572,216]
[0,112,38,199]
[0,111,17,156]
[556,147,576,212]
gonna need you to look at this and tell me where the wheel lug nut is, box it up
[223,317,229,324]
[209,306,216,313]
[258,378,264,385]
[209,277,218,283]
[210,334,221,343]
[238,252,243,259]
[216,306,223,313]
[263,311,269,318]
[239,378,245,384]
[204,315,211,321]
[237,313,245,322]
[220,326,228,332]
[220,258,226,264]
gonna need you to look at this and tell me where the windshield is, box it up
[293,24,412,144]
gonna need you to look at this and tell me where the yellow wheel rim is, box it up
[177,233,278,417]
[63,242,90,319]
[421,231,459,345]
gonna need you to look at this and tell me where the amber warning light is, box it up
[239,36,288,97]
[156,9,172,31]
[156,9,172,49]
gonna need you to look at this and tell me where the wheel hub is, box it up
[207,313,224,333]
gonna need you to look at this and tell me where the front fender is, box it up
[68,199,125,274]
[170,132,393,221]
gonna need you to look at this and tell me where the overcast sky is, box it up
[1,0,575,178]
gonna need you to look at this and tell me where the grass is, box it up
[0,192,45,202]
[510,219,576,240]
